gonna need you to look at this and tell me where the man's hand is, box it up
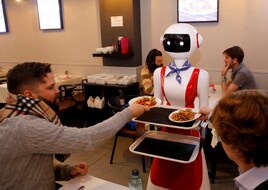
[221,62,231,77]
[199,106,213,120]
[128,103,150,118]
[69,162,89,178]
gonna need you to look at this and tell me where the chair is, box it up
[57,82,86,127]
[0,75,7,84]
[108,95,146,173]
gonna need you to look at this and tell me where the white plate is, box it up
[128,96,161,107]
[168,108,201,123]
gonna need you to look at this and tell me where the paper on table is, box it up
[58,175,128,190]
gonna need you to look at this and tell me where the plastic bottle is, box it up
[129,169,143,190]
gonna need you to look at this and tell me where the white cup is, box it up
[101,48,108,54]
[106,46,114,54]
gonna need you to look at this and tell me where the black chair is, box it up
[108,95,146,173]
[57,82,86,127]
[0,76,7,84]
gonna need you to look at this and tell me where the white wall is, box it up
[140,0,268,90]
[0,0,102,76]
[0,0,268,89]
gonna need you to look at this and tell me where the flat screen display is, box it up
[0,0,8,33]
[178,0,219,23]
[36,0,63,30]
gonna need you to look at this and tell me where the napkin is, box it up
[94,96,105,109]
[87,96,94,108]
[208,121,220,148]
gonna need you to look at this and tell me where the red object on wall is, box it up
[121,37,129,54]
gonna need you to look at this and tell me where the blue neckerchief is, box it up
[166,60,192,84]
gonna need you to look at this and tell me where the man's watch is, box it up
[221,76,227,82]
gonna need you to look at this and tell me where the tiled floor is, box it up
[63,134,239,190]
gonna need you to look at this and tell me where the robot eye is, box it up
[162,34,191,53]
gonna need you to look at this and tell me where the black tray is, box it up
[129,131,200,163]
[133,107,200,129]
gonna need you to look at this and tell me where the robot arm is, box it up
[153,67,164,104]
[197,70,209,109]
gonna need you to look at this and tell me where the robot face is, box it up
[162,34,191,53]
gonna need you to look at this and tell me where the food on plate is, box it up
[135,97,157,107]
[170,109,196,121]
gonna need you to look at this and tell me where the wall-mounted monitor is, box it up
[178,0,219,23]
[36,0,64,30]
[0,0,8,33]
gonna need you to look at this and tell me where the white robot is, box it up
[147,23,210,190]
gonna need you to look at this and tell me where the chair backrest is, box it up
[58,84,76,101]
[0,76,7,84]
[108,95,138,114]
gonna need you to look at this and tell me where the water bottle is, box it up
[129,169,143,190]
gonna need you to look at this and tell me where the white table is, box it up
[58,175,128,190]
[208,84,222,108]
[0,74,84,103]
[54,74,84,87]
[194,84,222,109]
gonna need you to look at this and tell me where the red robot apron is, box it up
[150,66,203,190]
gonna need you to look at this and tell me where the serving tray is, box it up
[129,131,200,163]
[133,107,201,130]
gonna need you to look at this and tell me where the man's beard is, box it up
[39,96,59,112]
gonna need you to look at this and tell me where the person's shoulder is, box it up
[239,63,252,71]
[0,115,51,134]
[141,65,149,72]
[2,115,51,126]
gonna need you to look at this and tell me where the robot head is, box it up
[160,23,203,59]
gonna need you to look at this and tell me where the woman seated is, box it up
[140,49,164,95]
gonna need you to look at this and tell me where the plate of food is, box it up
[128,96,161,108]
[168,108,201,123]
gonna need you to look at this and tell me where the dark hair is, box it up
[223,46,244,63]
[7,62,52,94]
[146,49,162,73]
[211,90,268,167]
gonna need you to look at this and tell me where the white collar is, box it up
[234,166,268,190]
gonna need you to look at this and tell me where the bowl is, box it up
[106,46,114,54]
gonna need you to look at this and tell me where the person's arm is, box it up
[223,82,239,95]
[54,162,89,181]
[221,75,239,95]
[141,68,154,95]
[20,104,148,154]
[153,68,164,102]
[221,63,239,95]
[199,106,213,120]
